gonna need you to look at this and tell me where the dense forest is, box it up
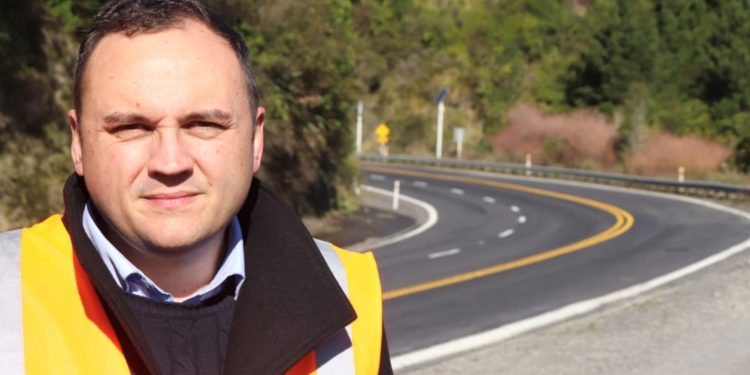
[2,0,750,229]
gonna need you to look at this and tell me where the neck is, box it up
[97,215,227,299]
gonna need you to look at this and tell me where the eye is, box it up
[194,121,222,129]
[109,123,151,139]
[186,121,226,138]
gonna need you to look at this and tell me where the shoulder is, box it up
[313,239,382,303]
[313,239,378,275]
[0,229,22,267]
[0,229,22,247]
[2,215,70,260]
[0,214,68,271]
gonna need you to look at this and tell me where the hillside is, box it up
[2,0,750,229]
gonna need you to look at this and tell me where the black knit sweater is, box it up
[124,288,236,375]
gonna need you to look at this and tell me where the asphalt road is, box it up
[364,164,750,356]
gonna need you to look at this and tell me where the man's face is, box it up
[69,19,264,252]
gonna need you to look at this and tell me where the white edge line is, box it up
[355,185,439,250]
[392,190,750,371]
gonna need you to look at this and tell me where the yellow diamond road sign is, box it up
[376,123,390,145]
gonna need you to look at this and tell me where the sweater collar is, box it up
[62,174,356,375]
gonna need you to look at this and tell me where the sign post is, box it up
[453,127,464,159]
[375,123,390,157]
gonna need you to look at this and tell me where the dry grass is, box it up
[489,104,732,179]
[491,104,619,169]
[627,130,731,178]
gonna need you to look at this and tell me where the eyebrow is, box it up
[102,112,151,125]
[101,109,233,125]
[182,109,233,123]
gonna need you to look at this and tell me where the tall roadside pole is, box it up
[436,101,445,159]
[355,100,363,154]
[435,88,448,159]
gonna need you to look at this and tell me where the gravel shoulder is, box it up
[401,241,750,374]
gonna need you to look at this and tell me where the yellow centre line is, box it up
[364,166,635,301]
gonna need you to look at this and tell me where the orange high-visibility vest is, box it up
[0,215,383,374]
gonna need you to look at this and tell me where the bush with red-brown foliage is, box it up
[491,104,619,169]
[627,131,731,177]
[489,104,731,177]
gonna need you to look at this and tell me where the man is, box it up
[0,0,391,374]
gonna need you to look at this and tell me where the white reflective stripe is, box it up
[315,328,354,372]
[314,240,356,374]
[0,230,24,374]
[315,240,348,298]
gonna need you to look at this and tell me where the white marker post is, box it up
[454,127,464,160]
[393,180,401,210]
[355,100,363,154]
[525,153,532,176]
[678,166,685,193]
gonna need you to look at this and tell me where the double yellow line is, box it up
[363,166,635,301]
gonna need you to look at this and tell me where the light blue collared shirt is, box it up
[82,203,245,304]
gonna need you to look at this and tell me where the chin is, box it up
[144,236,204,253]
[139,226,203,249]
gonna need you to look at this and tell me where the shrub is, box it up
[627,130,731,177]
[491,103,619,169]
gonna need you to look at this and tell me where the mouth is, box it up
[143,191,200,209]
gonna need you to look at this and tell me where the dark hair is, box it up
[73,0,259,121]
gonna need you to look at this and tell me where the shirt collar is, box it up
[82,202,245,303]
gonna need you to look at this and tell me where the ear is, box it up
[68,109,84,176]
[252,107,265,174]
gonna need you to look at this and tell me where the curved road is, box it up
[363,164,750,357]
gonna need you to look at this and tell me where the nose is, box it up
[147,128,194,179]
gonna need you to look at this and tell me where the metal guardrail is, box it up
[359,152,750,200]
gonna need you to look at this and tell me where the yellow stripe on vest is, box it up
[21,215,130,374]
[333,247,383,375]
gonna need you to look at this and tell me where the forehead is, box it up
[82,19,247,115]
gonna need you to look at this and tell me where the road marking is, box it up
[498,229,514,238]
[483,196,496,204]
[363,166,750,371]
[450,188,465,195]
[428,248,461,259]
[510,205,520,213]
[369,174,385,180]
[364,166,634,301]
[518,216,527,224]
[478,240,485,246]
[349,185,439,251]
[413,181,428,187]
[392,203,750,372]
